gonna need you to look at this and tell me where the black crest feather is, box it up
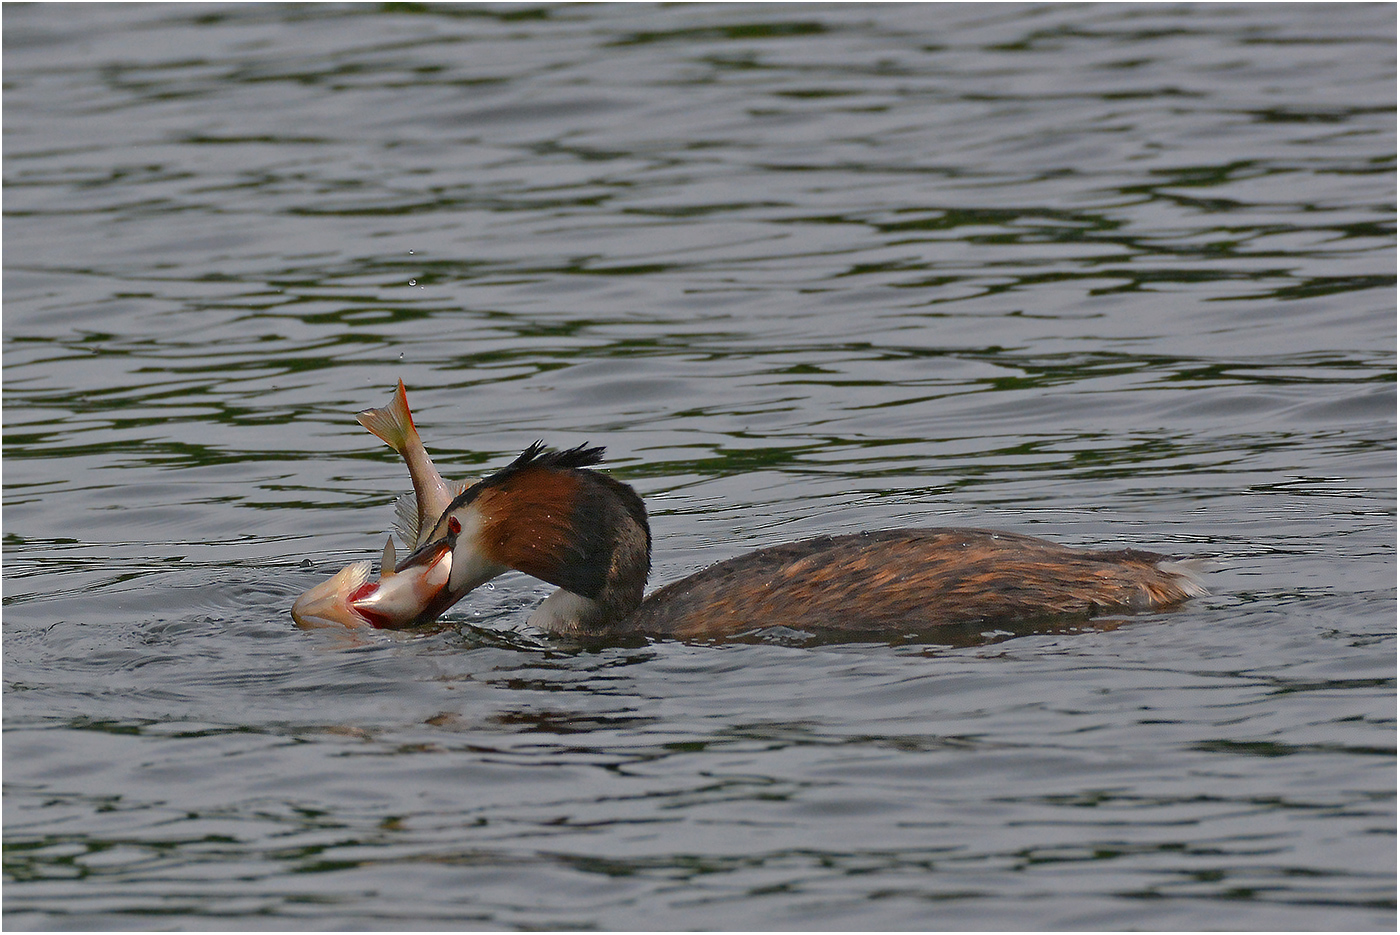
[506,441,606,473]
[440,442,608,517]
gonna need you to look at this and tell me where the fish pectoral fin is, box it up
[381,536,397,578]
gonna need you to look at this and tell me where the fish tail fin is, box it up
[356,379,415,455]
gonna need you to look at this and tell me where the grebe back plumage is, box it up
[397,443,1204,637]
[626,528,1202,638]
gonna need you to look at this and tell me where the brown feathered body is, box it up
[622,528,1202,638]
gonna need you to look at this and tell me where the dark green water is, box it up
[4,3,1394,929]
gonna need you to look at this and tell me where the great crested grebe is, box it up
[392,442,1205,638]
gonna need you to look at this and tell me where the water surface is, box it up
[4,3,1395,929]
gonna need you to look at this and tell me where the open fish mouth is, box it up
[291,561,374,629]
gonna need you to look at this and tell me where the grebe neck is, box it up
[409,443,651,633]
[529,588,610,632]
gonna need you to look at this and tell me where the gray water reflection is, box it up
[4,3,1395,930]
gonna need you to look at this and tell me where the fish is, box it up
[291,381,470,630]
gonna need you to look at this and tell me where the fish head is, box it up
[290,536,457,630]
[291,560,376,629]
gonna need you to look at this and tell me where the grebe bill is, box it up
[398,443,1206,637]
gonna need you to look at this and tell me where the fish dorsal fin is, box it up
[381,536,397,578]
[392,478,474,549]
[393,492,420,549]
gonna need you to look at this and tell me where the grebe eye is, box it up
[448,515,461,535]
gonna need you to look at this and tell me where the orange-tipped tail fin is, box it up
[356,379,417,455]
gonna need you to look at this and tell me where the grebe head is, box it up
[396,442,651,633]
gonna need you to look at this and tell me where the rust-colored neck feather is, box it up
[476,468,589,587]
[449,444,651,629]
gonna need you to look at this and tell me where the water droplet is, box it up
[409,279,416,286]
[408,250,414,255]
